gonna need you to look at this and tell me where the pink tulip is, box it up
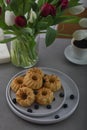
[40,3,56,17]
[60,0,68,9]
[6,0,11,4]
[15,16,27,27]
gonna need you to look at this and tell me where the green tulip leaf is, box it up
[45,27,57,47]
[0,36,17,43]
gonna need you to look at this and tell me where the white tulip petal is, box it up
[79,18,87,28]
[29,9,37,23]
[73,30,87,40]
[69,5,85,15]
[0,28,4,41]
[50,25,57,30]
[5,11,16,26]
[35,0,38,3]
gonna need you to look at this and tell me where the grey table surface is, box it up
[0,38,87,130]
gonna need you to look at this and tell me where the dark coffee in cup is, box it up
[73,39,87,49]
[71,38,87,59]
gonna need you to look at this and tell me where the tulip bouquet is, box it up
[0,0,85,68]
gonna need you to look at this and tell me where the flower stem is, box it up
[10,37,39,68]
[58,33,72,37]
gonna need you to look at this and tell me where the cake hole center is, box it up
[17,80,23,84]
[32,76,37,80]
[49,78,55,83]
[21,93,27,100]
[42,91,47,96]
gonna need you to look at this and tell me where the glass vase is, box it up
[10,36,39,68]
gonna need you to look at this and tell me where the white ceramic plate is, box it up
[64,45,87,65]
[6,67,80,124]
[7,68,66,117]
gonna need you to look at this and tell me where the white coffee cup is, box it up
[71,38,87,60]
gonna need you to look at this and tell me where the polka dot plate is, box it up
[6,67,66,117]
[6,67,79,124]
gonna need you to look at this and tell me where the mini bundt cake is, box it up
[26,67,44,78]
[36,88,54,105]
[16,87,35,107]
[23,72,43,89]
[43,74,62,92]
[10,76,24,93]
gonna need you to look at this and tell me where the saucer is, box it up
[6,68,66,117]
[6,67,80,124]
[64,45,87,65]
